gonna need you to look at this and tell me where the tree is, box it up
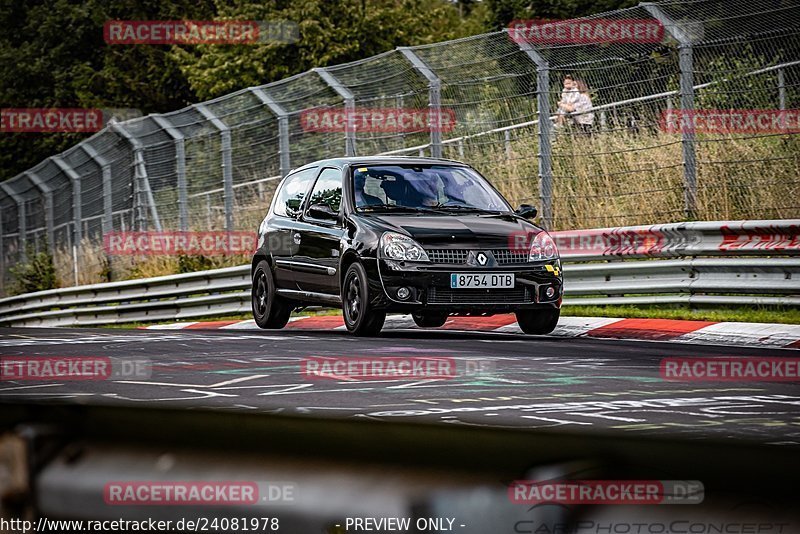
[171,0,488,101]
[484,0,639,30]
[1,0,488,181]
[0,0,216,182]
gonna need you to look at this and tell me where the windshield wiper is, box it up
[432,204,503,214]
[358,204,439,214]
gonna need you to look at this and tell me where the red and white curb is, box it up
[143,315,800,349]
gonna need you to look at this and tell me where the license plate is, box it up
[450,273,515,289]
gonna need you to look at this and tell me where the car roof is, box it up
[289,155,469,174]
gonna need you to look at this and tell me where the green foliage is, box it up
[176,254,216,274]
[171,0,489,101]
[0,0,216,182]
[9,246,58,295]
[484,0,638,30]
[695,46,781,110]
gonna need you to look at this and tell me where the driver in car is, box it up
[354,170,383,207]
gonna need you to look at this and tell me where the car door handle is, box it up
[292,232,302,245]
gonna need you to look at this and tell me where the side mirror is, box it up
[308,203,338,221]
[515,204,538,220]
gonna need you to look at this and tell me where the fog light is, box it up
[396,287,411,300]
[545,286,555,299]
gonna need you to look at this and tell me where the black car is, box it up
[251,156,563,336]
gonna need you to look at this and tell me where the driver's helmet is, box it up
[406,174,437,206]
[380,177,407,203]
[353,170,367,191]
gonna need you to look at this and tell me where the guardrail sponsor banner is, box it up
[551,228,668,258]
[551,220,800,259]
[718,223,800,252]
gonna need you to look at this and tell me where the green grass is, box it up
[562,305,800,325]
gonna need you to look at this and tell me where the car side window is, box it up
[272,168,317,218]
[306,168,343,214]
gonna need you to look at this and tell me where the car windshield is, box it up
[352,164,512,213]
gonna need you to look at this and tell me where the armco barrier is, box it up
[0,220,797,327]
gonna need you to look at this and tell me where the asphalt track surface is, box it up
[1,326,799,446]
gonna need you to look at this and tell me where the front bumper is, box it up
[370,257,563,313]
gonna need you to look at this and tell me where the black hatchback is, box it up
[251,156,562,336]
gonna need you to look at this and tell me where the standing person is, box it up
[556,75,579,128]
[570,79,595,135]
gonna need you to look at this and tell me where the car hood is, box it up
[362,213,541,248]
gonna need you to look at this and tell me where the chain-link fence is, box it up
[1,0,799,293]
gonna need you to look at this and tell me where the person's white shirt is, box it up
[572,92,595,125]
[558,88,579,114]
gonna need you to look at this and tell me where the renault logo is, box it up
[476,252,488,266]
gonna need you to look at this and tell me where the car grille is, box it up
[427,287,531,304]
[426,249,529,265]
[427,249,469,264]
[492,249,529,264]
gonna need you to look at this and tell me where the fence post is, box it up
[250,88,292,177]
[195,104,234,232]
[398,47,443,158]
[110,122,163,232]
[79,143,113,237]
[315,68,356,157]
[518,40,553,229]
[51,156,82,254]
[151,115,188,231]
[643,3,697,219]
[0,207,4,294]
[24,171,54,255]
[778,68,786,110]
[0,182,28,263]
[0,184,26,263]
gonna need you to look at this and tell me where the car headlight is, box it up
[380,232,430,262]
[528,231,559,261]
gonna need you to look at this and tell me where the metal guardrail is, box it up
[0,220,797,327]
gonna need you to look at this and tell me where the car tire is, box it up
[515,308,560,335]
[252,260,292,329]
[411,312,448,328]
[342,262,386,336]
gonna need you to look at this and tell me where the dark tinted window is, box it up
[306,168,343,214]
[352,165,510,211]
[273,168,316,217]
